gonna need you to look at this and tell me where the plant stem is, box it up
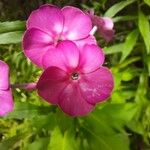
[10,82,37,91]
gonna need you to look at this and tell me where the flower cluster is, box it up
[22,4,114,116]
[0,4,114,117]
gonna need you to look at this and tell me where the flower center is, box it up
[71,72,79,80]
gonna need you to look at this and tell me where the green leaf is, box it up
[145,55,150,76]
[0,21,25,33]
[138,10,150,53]
[55,110,74,132]
[26,138,49,150]
[48,127,78,150]
[0,31,23,44]
[104,43,123,54]
[127,119,144,135]
[120,29,139,62]
[100,103,138,123]
[6,102,53,119]
[84,112,115,135]
[83,103,138,135]
[88,133,129,150]
[118,57,141,68]
[32,113,57,130]
[121,68,139,81]
[82,107,130,150]
[113,15,137,23]
[104,0,136,17]
[144,0,150,6]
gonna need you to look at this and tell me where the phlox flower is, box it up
[0,60,13,116]
[88,10,114,42]
[37,41,114,116]
[23,4,96,68]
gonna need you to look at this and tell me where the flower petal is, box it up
[43,40,79,72]
[59,83,94,116]
[0,89,14,116]
[98,29,114,43]
[78,44,104,73]
[27,4,63,37]
[23,28,53,67]
[102,17,114,30]
[37,67,69,104]
[91,15,114,42]
[79,67,114,104]
[0,60,9,90]
[74,35,97,49]
[61,6,92,40]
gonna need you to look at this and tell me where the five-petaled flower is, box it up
[23,4,96,68]
[0,60,13,116]
[37,41,113,116]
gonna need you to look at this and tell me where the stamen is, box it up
[90,26,98,35]
[71,72,79,80]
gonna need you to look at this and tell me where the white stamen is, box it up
[90,26,98,35]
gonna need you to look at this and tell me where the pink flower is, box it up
[37,41,113,116]
[0,60,13,116]
[88,10,114,42]
[23,4,96,68]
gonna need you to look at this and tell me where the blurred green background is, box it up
[0,0,150,149]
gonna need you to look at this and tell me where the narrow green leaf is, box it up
[144,0,150,6]
[118,57,141,68]
[145,55,150,76]
[104,0,136,17]
[104,43,123,54]
[138,10,150,53]
[0,21,25,33]
[0,31,23,44]
[120,29,139,62]
[113,15,137,23]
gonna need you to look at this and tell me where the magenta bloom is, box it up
[0,60,13,116]
[88,10,114,42]
[23,4,96,67]
[37,41,113,116]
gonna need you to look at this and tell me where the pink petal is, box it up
[78,44,105,73]
[74,35,97,49]
[27,4,63,38]
[37,67,69,104]
[23,28,53,67]
[59,83,94,116]
[99,29,114,42]
[43,40,79,72]
[0,60,9,90]
[0,89,14,116]
[102,17,114,30]
[79,67,114,104]
[91,15,114,42]
[61,6,92,40]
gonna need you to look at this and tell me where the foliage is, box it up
[0,0,150,149]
